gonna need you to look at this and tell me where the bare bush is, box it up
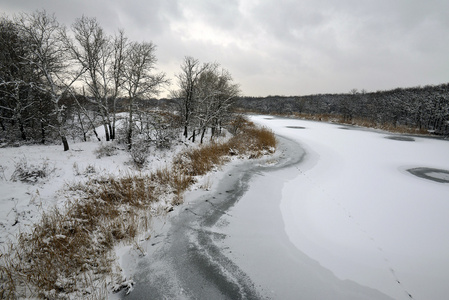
[130,138,150,168]
[150,112,182,149]
[73,162,96,176]
[133,110,181,149]
[227,114,250,135]
[10,157,55,183]
[94,142,118,158]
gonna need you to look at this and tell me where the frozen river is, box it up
[222,115,449,300]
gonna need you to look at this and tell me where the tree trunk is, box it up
[111,98,117,140]
[128,102,133,150]
[92,127,101,141]
[111,124,116,140]
[200,127,206,144]
[41,121,46,144]
[188,129,196,143]
[19,120,26,141]
[184,125,188,139]
[103,123,110,141]
[109,123,114,140]
[54,100,70,151]
[61,135,69,151]
[77,112,87,142]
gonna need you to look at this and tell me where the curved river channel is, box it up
[117,115,449,300]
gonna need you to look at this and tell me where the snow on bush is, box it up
[10,157,55,184]
[94,142,118,158]
[130,137,150,168]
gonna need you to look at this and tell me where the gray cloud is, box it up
[1,0,448,96]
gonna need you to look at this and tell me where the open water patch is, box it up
[407,167,449,183]
[286,126,306,129]
[385,136,415,142]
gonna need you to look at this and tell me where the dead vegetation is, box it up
[302,113,430,135]
[0,117,276,299]
[10,157,55,184]
[261,111,432,136]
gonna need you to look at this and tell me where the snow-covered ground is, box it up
[0,130,189,248]
[232,115,449,300]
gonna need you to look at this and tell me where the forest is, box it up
[0,11,239,152]
[235,84,449,136]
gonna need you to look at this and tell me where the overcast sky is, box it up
[1,0,448,97]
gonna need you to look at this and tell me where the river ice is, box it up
[221,115,449,300]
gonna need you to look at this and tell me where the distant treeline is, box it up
[234,84,449,136]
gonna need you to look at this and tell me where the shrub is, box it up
[244,126,277,151]
[73,163,97,176]
[10,157,55,183]
[227,114,252,135]
[94,142,118,158]
[130,138,150,168]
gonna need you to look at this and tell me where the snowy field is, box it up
[220,115,449,300]
[0,132,184,247]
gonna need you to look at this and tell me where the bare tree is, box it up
[174,56,210,140]
[196,65,239,143]
[174,57,239,143]
[66,16,114,141]
[16,10,86,151]
[65,20,128,142]
[121,41,167,149]
[110,29,128,140]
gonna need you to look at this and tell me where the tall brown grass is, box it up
[0,117,276,299]
[174,120,276,177]
[276,112,431,135]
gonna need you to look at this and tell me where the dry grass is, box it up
[0,174,161,299]
[0,116,277,299]
[285,112,432,135]
[376,122,429,135]
[174,120,276,177]
[176,143,228,176]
